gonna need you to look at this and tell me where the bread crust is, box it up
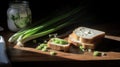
[47,40,70,52]
[68,35,95,49]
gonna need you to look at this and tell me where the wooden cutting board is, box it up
[1,23,120,61]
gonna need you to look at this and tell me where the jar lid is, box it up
[9,1,29,7]
[9,1,29,5]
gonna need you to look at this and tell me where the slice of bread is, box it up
[68,27,105,49]
[47,38,70,52]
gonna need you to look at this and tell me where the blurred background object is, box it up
[0,36,11,67]
[0,26,4,31]
[7,0,32,32]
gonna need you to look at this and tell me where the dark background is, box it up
[0,0,120,67]
[0,0,120,30]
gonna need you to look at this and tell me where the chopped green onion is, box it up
[51,38,68,45]
[50,51,57,56]
[93,51,101,56]
[41,46,48,52]
[79,45,85,52]
[36,43,47,50]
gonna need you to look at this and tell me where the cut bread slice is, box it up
[68,34,95,49]
[47,38,70,52]
[68,27,105,49]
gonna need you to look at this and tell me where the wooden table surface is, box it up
[1,23,120,62]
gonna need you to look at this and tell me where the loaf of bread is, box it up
[68,27,105,49]
[47,38,70,52]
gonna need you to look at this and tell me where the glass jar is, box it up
[7,1,32,32]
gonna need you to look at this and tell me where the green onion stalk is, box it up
[8,6,83,43]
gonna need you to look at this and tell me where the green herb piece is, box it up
[36,43,47,50]
[93,51,101,56]
[79,45,85,52]
[50,51,57,56]
[51,38,68,45]
[54,40,60,44]
[41,46,48,52]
